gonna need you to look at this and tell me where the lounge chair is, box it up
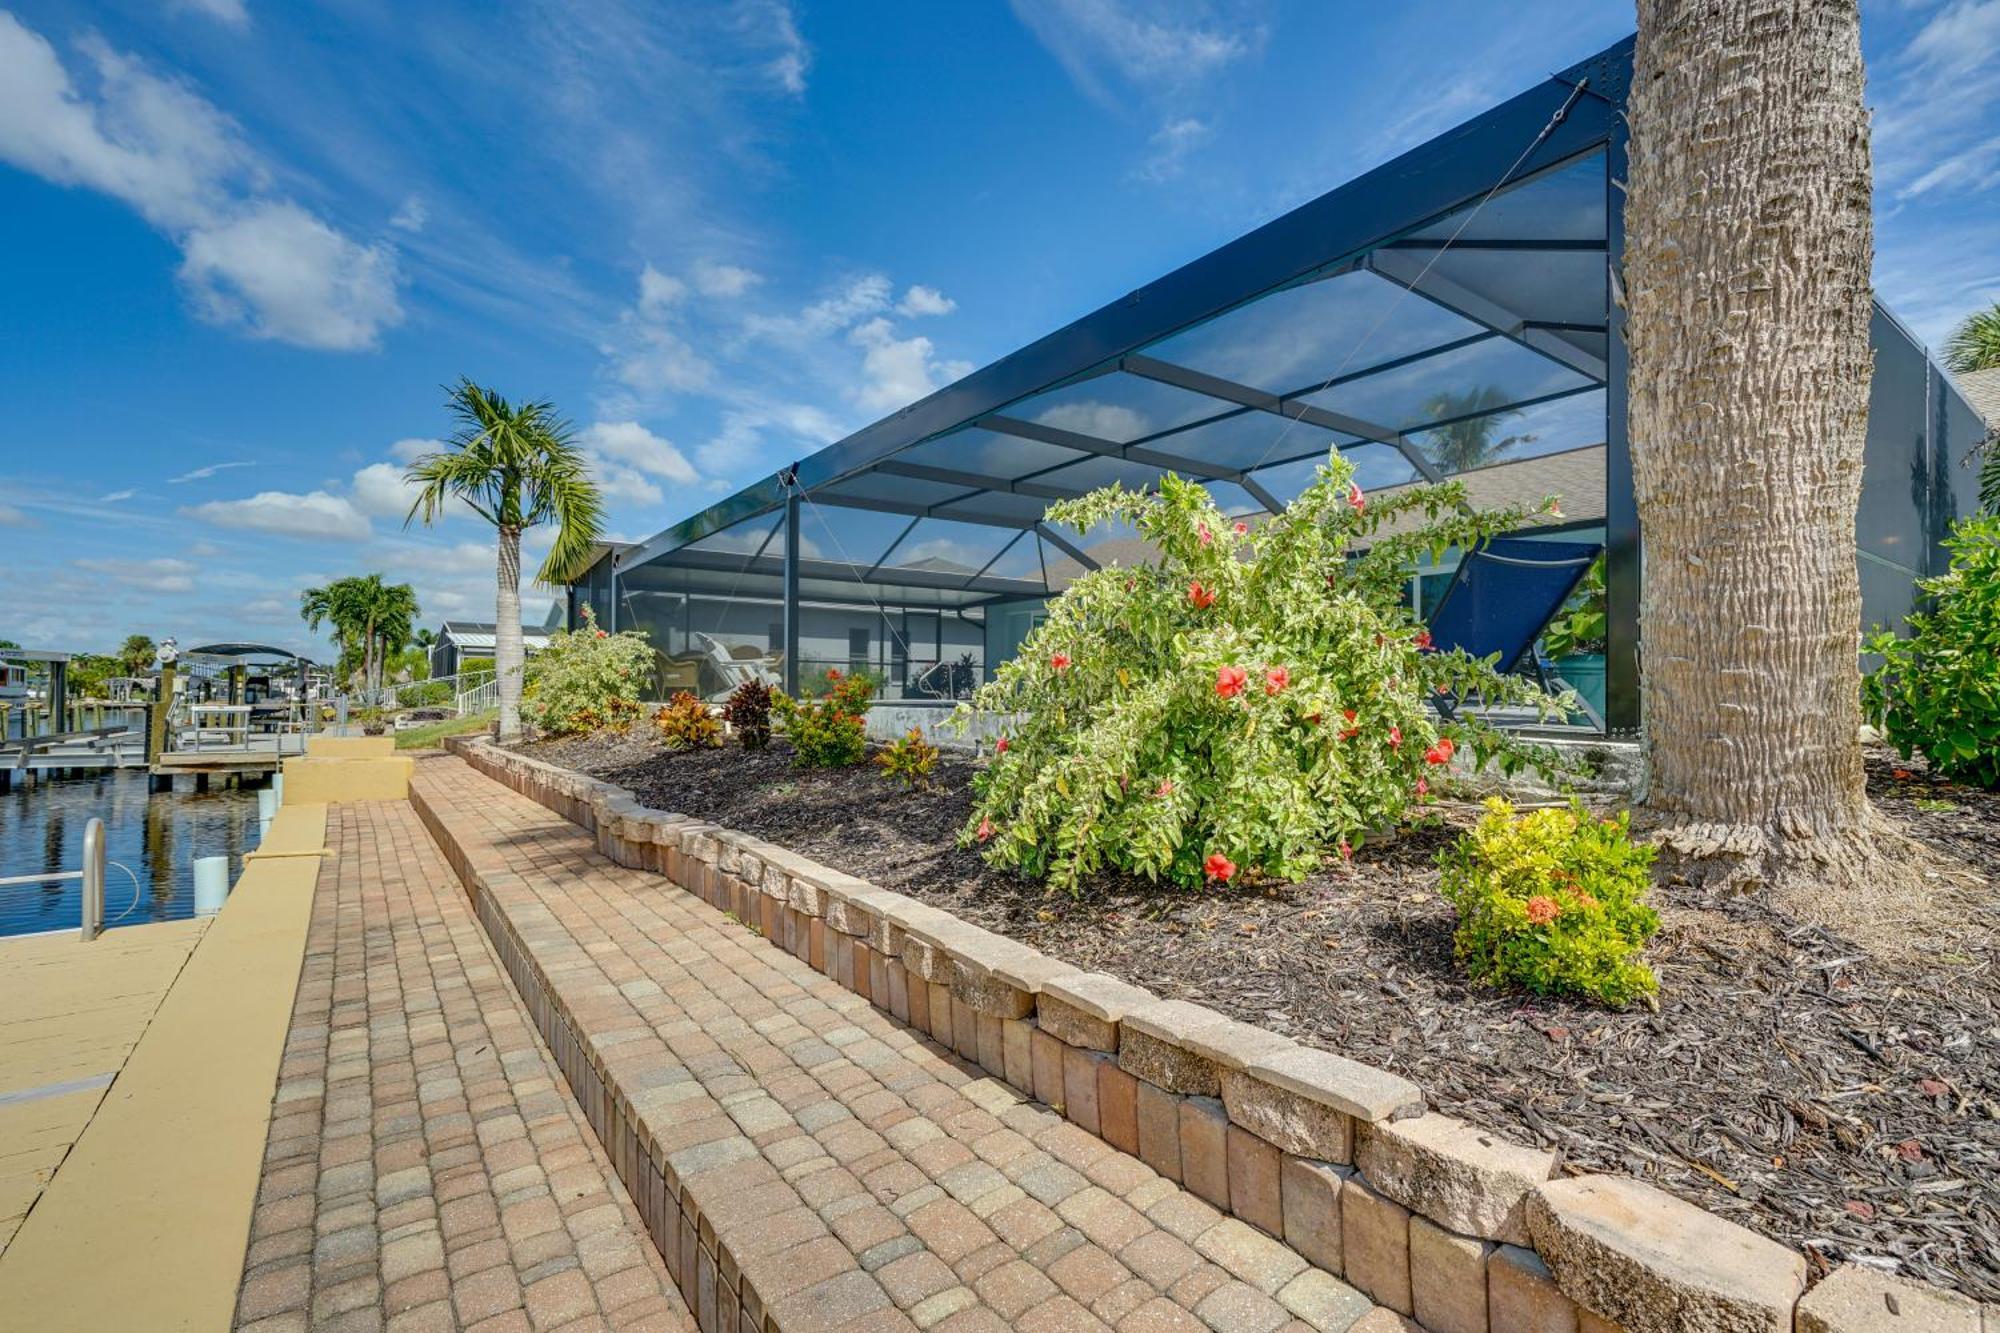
[1424,535,1603,727]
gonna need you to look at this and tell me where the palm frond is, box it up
[1946,304,2000,375]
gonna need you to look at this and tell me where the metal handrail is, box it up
[0,817,106,941]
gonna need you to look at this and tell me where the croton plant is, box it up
[954,450,1573,892]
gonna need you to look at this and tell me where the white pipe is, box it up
[193,855,229,916]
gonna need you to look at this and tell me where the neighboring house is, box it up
[427,622,553,679]
[1955,366,2000,429]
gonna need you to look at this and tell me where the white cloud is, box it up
[848,316,974,414]
[578,420,700,505]
[169,459,257,483]
[1010,0,1260,181]
[745,273,893,343]
[0,15,402,350]
[637,262,686,316]
[74,555,197,593]
[898,284,956,317]
[0,503,27,527]
[183,489,372,541]
[99,488,137,502]
[388,437,441,464]
[1012,0,1256,97]
[693,258,762,298]
[171,0,250,25]
[612,325,714,395]
[1133,117,1210,182]
[179,200,401,350]
[749,0,811,93]
[1035,399,1148,440]
[389,194,427,232]
[349,462,425,520]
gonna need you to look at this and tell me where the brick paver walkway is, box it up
[234,800,691,1333]
[411,754,1383,1333]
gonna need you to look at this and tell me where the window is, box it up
[848,628,871,676]
[768,621,785,651]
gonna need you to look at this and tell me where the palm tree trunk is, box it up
[1626,0,1909,891]
[496,524,524,741]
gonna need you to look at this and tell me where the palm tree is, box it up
[1626,0,1920,895]
[117,634,156,677]
[1945,302,2000,374]
[405,379,602,740]
[301,574,420,698]
[1416,385,1536,473]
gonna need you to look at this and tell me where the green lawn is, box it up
[394,710,497,749]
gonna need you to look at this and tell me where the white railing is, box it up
[454,671,498,716]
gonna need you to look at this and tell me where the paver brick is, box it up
[403,752,1393,1333]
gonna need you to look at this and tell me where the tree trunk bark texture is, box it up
[1626,0,1901,890]
[496,525,524,742]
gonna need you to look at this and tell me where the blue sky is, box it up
[1,0,1995,659]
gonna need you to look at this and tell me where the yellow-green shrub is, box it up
[654,691,722,750]
[876,727,939,789]
[1437,799,1660,1008]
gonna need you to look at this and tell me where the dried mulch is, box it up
[524,730,2000,1298]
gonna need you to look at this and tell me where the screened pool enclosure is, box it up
[570,35,1986,736]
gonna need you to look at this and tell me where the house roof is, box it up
[435,622,554,651]
[1954,366,2000,428]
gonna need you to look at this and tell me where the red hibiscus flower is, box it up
[1215,665,1248,699]
[1339,709,1359,740]
[1204,852,1237,881]
[1050,652,1071,671]
[826,668,841,680]
[1424,737,1455,766]
[1413,628,1433,650]
[995,737,1010,754]
[1388,724,1402,749]
[595,629,608,639]
[1338,839,1353,862]
[1264,666,1290,696]
[976,817,995,843]
[1525,895,1561,925]
[1233,521,1249,536]
[1347,482,1365,512]
[1198,524,1214,547]
[1155,778,1174,797]
[1188,580,1216,610]
[1414,778,1429,798]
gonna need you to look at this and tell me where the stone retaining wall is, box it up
[445,735,1989,1333]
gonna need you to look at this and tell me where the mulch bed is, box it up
[524,730,2000,1298]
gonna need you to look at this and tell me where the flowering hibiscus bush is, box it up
[954,451,1571,891]
[523,607,655,736]
[775,668,877,768]
[1863,516,2000,788]
[1437,799,1659,1008]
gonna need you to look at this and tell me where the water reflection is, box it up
[0,769,263,937]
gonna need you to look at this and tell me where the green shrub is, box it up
[522,607,653,736]
[775,668,876,768]
[722,680,774,749]
[876,727,939,789]
[1437,799,1660,1008]
[1863,516,2000,788]
[654,691,722,750]
[399,680,452,708]
[952,451,1571,892]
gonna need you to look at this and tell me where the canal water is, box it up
[0,769,264,938]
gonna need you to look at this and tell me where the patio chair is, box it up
[1424,536,1603,727]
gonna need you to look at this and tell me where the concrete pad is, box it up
[0,804,325,1331]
